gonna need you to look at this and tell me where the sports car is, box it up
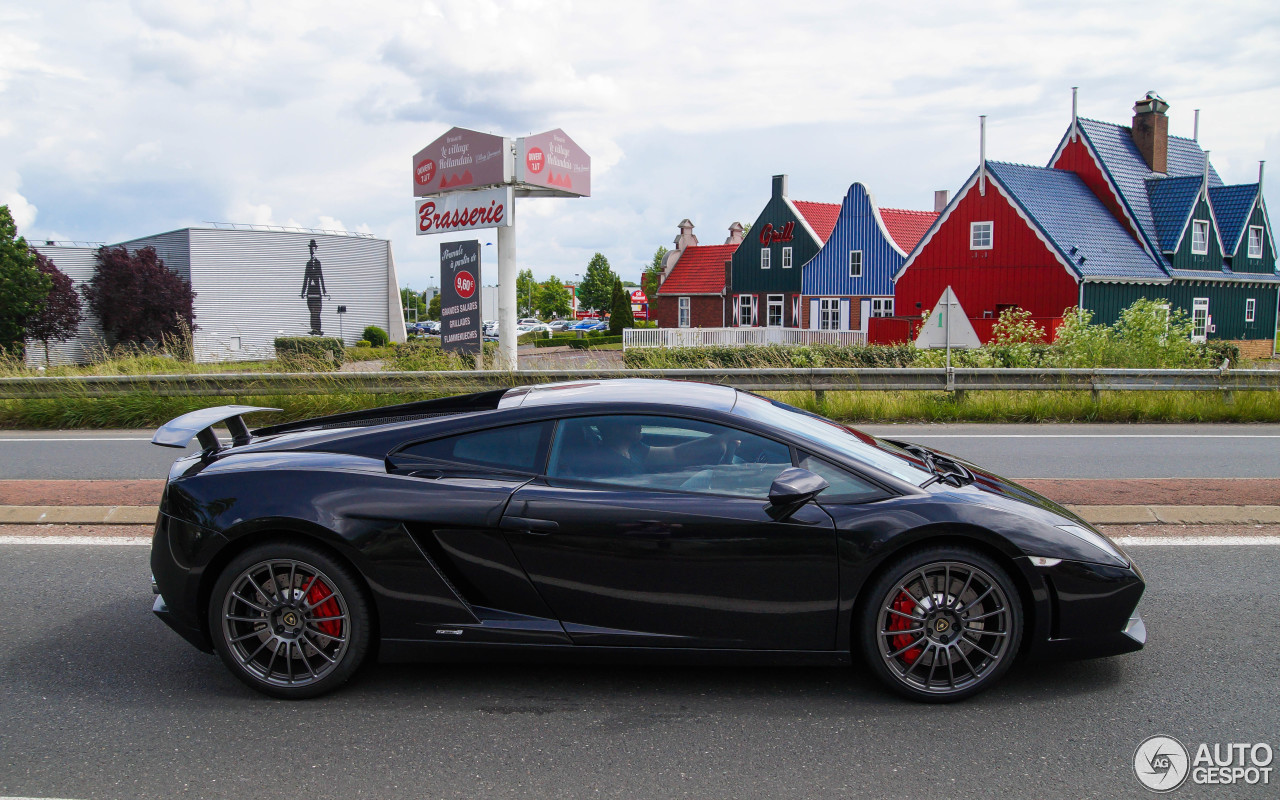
[149,379,1145,701]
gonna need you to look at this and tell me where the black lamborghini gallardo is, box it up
[150,379,1144,701]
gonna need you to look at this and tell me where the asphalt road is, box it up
[2,423,1279,480]
[0,543,1276,799]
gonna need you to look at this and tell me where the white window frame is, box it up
[848,250,863,278]
[737,295,753,327]
[870,297,894,317]
[1191,297,1209,342]
[819,298,840,330]
[678,296,691,328]
[781,247,793,269]
[1248,226,1264,259]
[760,248,771,269]
[1245,298,1256,323]
[970,221,993,250]
[766,294,784,328]
[1191,220,1209,255]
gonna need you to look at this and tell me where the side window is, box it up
[798,452,886,503]
[398,421,553,474]
[546,415,792,499]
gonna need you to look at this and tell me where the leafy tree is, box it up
[609,278,634,335]
[516,268,540,317]
[577,252,617,313]
[0,205,52,354]
[400,286,426,321]
[426,293,441,321]
[83,245,196,347]
[26,250,83,365]
[641,245,667,301]
[535,275,572,319]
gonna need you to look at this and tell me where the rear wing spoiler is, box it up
[152,406,281,454]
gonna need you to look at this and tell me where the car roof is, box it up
[502,379,739,413]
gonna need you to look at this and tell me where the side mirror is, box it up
[767,467,829,518]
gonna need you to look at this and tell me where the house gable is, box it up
[1230,199,1277,274]
[1050,132,1148,248]
[730,192,826,295]
[1169,193,1224,271]
[801,182,931,298]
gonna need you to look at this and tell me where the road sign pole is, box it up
[497,222,518,370]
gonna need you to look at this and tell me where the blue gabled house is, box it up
[799,182,937,331]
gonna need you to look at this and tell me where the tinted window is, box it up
[399,421,552,473]
[732,393,932,486]
[798,452,886,504]
[547,415,792,499]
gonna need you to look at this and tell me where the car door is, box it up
[500,414,839,651]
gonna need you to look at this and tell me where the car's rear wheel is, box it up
[858,546,1022,702]
[209,541,371,699]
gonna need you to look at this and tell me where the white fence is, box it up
[623,327,867,349]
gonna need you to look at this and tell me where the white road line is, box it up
[0,437,153,442]
[0,535,150,546]
[1115,535,1280,546]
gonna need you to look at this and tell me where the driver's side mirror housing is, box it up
[767,467,829,519]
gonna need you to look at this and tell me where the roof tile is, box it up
[879,208,938,252]
[657,243,736,295]
[1146,175,1202,252]
[791,200,841,243]
[1208,183,1259,254]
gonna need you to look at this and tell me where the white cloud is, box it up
[0,0,1276,286]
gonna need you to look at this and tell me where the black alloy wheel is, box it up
[859,546,1022,702]
[209,541,371,699]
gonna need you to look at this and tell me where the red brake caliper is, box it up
[306,579,342,639]
[888,591,923,664]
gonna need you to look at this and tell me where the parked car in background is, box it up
[518,318,540,326]
[548,320,572,332]
[570,319,599,331]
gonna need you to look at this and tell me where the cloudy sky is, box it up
[2,0,1277,288]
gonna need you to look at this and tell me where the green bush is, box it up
[391,338,497,370]
[355,339,372,348]
[274,337,346,369]
[564,335,622,349]
[623,343,917,369]
[362,326,390,347]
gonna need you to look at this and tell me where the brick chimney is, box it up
[1131,91,1170,173]
[661,219,698,281]
[933,190,950,213]
[725,221,744,245]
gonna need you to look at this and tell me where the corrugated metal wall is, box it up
[801,183,900,297]
[118,229,191,282]
[1084,282,1278,341]
[180,229,391,362]
[24,245,106,367]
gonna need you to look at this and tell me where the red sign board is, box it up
[454,270,476,298]
[413,127,509,197]
[758,221,795,245]
[630,289,647,303]
[516,129,591,197]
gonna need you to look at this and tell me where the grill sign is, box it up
[416,187,513,235]
[758,221,795,245]
[440,240,482,355]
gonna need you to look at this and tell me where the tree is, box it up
[400,286,426,321]
[26,250,83,365]
[83,245,196,347]
[426,293,441,321]
[577,252,617,314]
[535,275,572,320]
[0,205,52,355]
[609,277,634,335]
[516,268,540,317]
[641,245,668,301]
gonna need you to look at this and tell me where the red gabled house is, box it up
[653,219,745,328]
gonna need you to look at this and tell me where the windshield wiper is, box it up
[894,442,974,488]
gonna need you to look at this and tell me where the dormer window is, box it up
[970,221,993,250]
[1191,220,1209,255]
[1248,226,1264,259]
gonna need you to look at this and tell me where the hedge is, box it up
[274,337,346,368]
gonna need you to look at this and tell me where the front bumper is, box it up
[1024,556,1146,661]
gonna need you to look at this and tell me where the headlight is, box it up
[1056,524,1128,567]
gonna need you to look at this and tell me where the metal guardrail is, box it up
[623,328,868,349]
[1,367,1277,399]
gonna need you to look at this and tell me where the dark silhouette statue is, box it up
[300,239,330,335]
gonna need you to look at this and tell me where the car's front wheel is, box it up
[209,541,371,699]
[859,546,1022,702]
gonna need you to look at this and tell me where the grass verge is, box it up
[2,388,1277,429]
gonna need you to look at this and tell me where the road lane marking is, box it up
[1114,535,1280,546]
[0,535,150,546]
[0,437,154,442]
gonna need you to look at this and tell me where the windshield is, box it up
[732,392,933,486]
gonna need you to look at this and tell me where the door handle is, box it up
[500,516,559,534]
